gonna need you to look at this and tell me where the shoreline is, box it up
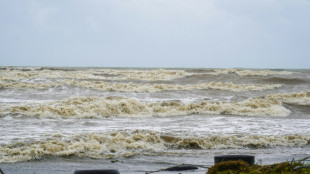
[1,154,309,174]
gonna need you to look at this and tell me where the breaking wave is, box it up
[1,130,309,163]
[0,80,282,92]
[263,92,310,105]
[0,96,290,118]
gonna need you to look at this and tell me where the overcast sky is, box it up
[1,0,309,68]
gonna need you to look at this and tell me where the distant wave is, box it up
[0,68,193,81]
[262,77,307,84]
[0,68,295,83]
[204,69,294,76]
[1,130,309,163]
[0,69,106,81]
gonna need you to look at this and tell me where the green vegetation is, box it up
[207,159,310,174]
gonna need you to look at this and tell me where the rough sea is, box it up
[0,67,309,174]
